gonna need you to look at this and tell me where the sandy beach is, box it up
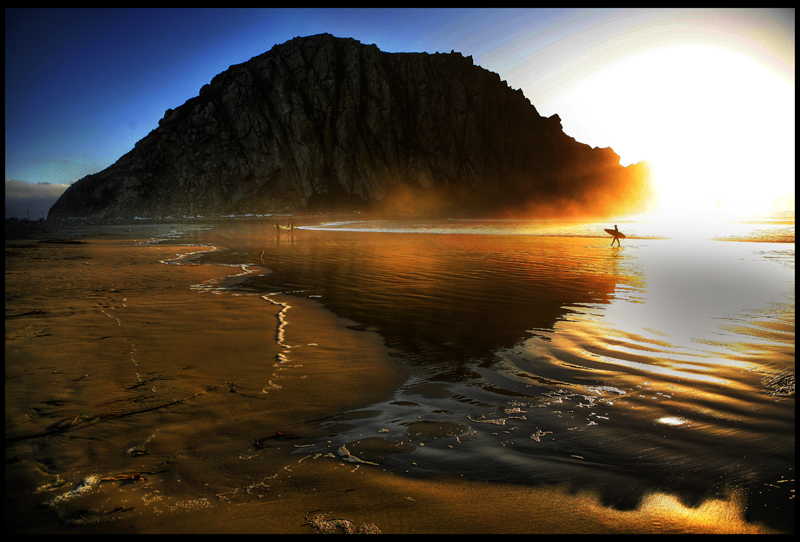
[5,221,781,533]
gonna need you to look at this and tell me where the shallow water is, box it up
[162,212,794,531]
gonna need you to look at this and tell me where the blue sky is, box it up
[5,8,795,217]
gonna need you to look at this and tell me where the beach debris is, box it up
[65,414,82,427]
[530,429,553,442]
[762,370,795,397]
[170,497,212,512]
[34,475,68,493]
[126,448,149,457]
[305,511,381,534]
[585,385,627,396]
[45,475,101,508]
[466,414,506,425]
[245,481,270,495]
[336,445,379,466]
[216,488,239,502]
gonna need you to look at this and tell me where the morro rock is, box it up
[48,33,656,220]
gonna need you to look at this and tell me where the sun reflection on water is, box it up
[657,416,689,426]
[185,217,793,532]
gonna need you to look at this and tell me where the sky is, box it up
[5,8,795,219]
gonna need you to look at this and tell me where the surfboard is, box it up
[604,228,626,239]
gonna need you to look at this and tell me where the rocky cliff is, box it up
[48,33,656,220]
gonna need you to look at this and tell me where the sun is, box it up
[547,44,795,215]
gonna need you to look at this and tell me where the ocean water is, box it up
[164,211,794,531]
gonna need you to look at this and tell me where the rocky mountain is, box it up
[48,33,656,220]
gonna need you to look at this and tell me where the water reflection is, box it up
[203,226,635,372]
[178,219,794,532]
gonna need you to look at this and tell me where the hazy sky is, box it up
[4,8,795,217]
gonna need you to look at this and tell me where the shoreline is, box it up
[5,223,411,533]
[5,223,781,534]
[4,212,395,242]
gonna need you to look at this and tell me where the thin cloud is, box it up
[5,179,71,219]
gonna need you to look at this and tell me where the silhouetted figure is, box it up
[610,224,621,246]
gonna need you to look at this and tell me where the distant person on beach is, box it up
[611,225,621,246]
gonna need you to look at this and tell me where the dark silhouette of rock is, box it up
[48,34,656,220]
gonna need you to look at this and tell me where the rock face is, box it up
[48,33,656,220]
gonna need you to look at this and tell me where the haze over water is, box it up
[166,210,794,531]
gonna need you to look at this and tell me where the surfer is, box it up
[610,225,621,246]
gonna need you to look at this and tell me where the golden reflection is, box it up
[557,312,738,385]
[657,416,689,426]
[589,234,792,385]
[627,491,772,534]
[584,354,730,385]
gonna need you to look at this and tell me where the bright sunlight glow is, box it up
[547,45,795,215]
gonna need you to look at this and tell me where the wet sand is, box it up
[4,223,778,534]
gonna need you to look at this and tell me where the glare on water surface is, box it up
[176,210,794,532]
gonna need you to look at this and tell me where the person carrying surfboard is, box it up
[607,224,624,246]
